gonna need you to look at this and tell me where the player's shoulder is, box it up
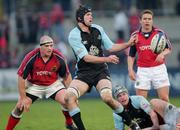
[68,27,81,40]
[25,48,40,57]
[91,24,103,31]
[53,49,65,59]
[153,26,165,33]
[20,48,39,64]
[130,95,145,101]
[69,27,80,36]
[113,112,122,119]
[131,29,140,36]
[91,24,103,28]
[130,95,147,108]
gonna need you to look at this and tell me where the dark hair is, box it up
[76,5,91,22]
[139,9,154,19]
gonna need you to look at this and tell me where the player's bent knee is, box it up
[59,100,66,107]
[11,107,23,118]
[150,99,159,105]
[150,99,162,109]
[100,88,113,103]
[160,96,169,102]
[65,87,79,103]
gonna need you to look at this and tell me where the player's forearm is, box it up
[161,48,171,57]
[127,56,135,71]
[83,54,108,63]
[18,76,26,98]
[108,43,131,53]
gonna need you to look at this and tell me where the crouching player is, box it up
[5,35,77,130]
[113,85,180,130]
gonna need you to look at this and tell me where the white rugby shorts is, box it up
[26,80,65,99]
[135,64,170,90]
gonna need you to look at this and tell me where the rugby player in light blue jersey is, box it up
[113,85,180,130]
[64,4,140,130]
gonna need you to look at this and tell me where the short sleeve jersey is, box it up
[17,48,69,86]
[68,24,113,73]
[129,27,171,67]
[113,96,153,129]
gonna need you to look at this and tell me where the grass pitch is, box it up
[0,98,180,130]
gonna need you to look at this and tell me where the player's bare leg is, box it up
[135,88,148,98]
[6,97,32,130]
[150,99,167,117]
[150,99,180,129]
[65,80,89,130]
[157,86,169,102]
[55,89,77,130]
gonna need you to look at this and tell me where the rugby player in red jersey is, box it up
[6,35,77,130]
[128,9,172,102]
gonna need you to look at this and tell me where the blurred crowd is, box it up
[0,1,69,68]
[0,0,180,69]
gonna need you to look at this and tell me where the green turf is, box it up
[1,98,180,130]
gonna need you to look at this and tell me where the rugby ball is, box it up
[150,32,166,54]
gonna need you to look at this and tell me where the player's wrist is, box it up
[127,41,132,46]
[19,93,27,100]
[160,52,165,58]
[128,67,134,72]
[105,57,110,63]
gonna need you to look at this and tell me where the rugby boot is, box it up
[66,123,78,130]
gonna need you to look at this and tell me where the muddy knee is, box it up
[11,107,23,118]
[100,88,114,105]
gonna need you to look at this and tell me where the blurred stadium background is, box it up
[0,0,180,129]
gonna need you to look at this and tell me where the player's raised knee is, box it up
[65,87,79,103]
[150,99,160,105]
[100,87,113,103]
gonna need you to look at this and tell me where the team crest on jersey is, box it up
[51,66,57,72]
[133,118,141,124]
[89,45,99,56]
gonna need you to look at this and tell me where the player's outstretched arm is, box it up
[83,54,119,64]
[108,35,136,53]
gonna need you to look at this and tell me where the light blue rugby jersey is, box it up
[68,24,114,62]
[113,96,152,130]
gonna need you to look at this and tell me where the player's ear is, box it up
[139,20,142,24]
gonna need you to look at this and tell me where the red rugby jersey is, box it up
[17,48,70,86]
[129,27,171,67]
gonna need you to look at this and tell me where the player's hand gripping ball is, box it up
[150,32,166,54]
